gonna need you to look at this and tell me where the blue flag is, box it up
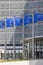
[24,15,32,25]
[0,20,5,28]
[6,18,14,27]
[15,17,23,26]
[34,13,43,23]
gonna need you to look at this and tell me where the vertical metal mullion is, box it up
[9,0,10,17]
[36,40,37,59]
[27,42,30,59]
[35,39,37,59]
[39,39,41,59]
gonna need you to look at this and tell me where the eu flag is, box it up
[15,17,23,26]
[24,15,32,25]
[0,20,5,28]
[6,18,14,27]
[34,13,43,23]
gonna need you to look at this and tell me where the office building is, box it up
[0,0,43,60]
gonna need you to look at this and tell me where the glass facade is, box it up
[0,0,43,60]
[24,0,43,59]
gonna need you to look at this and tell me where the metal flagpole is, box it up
[8,0,10,59]
[22,0,25,59]
[9,0,15,60]
[32,10,34,59]
[4,0,10,59]
[13,18,16,60]
[4,0,10,60]
[4,19,7,60]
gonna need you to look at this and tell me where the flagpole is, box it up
[32,10,34,59]
[13,18,16,60]
[4,18,7,60]
[22,0,25,59]
[9,0,15,60]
